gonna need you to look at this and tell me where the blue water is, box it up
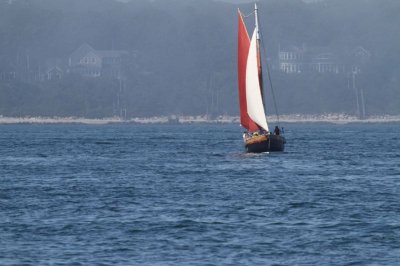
[1,123,400,265]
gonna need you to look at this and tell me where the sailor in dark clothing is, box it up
[274,126,280,135]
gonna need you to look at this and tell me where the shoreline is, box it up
[1,114,400,125]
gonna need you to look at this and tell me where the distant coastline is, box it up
[1,114,400,125]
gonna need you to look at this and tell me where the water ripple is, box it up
[0,123,400,265]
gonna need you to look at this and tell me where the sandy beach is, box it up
[1,114,400,125]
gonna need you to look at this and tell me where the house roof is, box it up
[280,45,305,53]
[69,43,128,65]
[70,43,97,63]
[46,66,63,74]
[352,46,371,58]
[97,50,127,58]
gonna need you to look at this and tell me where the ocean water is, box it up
[0,123,399,265]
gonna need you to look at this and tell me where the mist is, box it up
[0,0,399,118]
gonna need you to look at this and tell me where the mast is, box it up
[246,3,269,133]
[254,3,265,107]
[255,3,260,41]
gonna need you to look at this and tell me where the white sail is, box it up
[245,29,269,132]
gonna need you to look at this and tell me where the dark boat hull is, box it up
[245,134,285,153]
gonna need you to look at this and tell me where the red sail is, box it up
[237,10,259,132]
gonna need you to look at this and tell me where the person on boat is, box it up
[274,126,280,135]
[243,132,251,140]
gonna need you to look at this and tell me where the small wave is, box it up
[94,141,114,145]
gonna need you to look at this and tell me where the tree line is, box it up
[0,0,399,118]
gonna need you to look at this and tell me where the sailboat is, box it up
[237,4,285,153]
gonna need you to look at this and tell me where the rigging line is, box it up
[256,10,281,127]
[241,10,255,18]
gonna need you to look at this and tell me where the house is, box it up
[349,46,371,73]
[68,43,127,78]
[0,70,16,80]
[68,43,101,77]
[0,64,17,80]
[278,45,305,73]
[352,46,371,60]
[278,44,370,75]
[46,66,63,80]
[307,47,345,74]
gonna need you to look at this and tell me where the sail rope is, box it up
[256,10,281,127]
[241,10,255,18]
